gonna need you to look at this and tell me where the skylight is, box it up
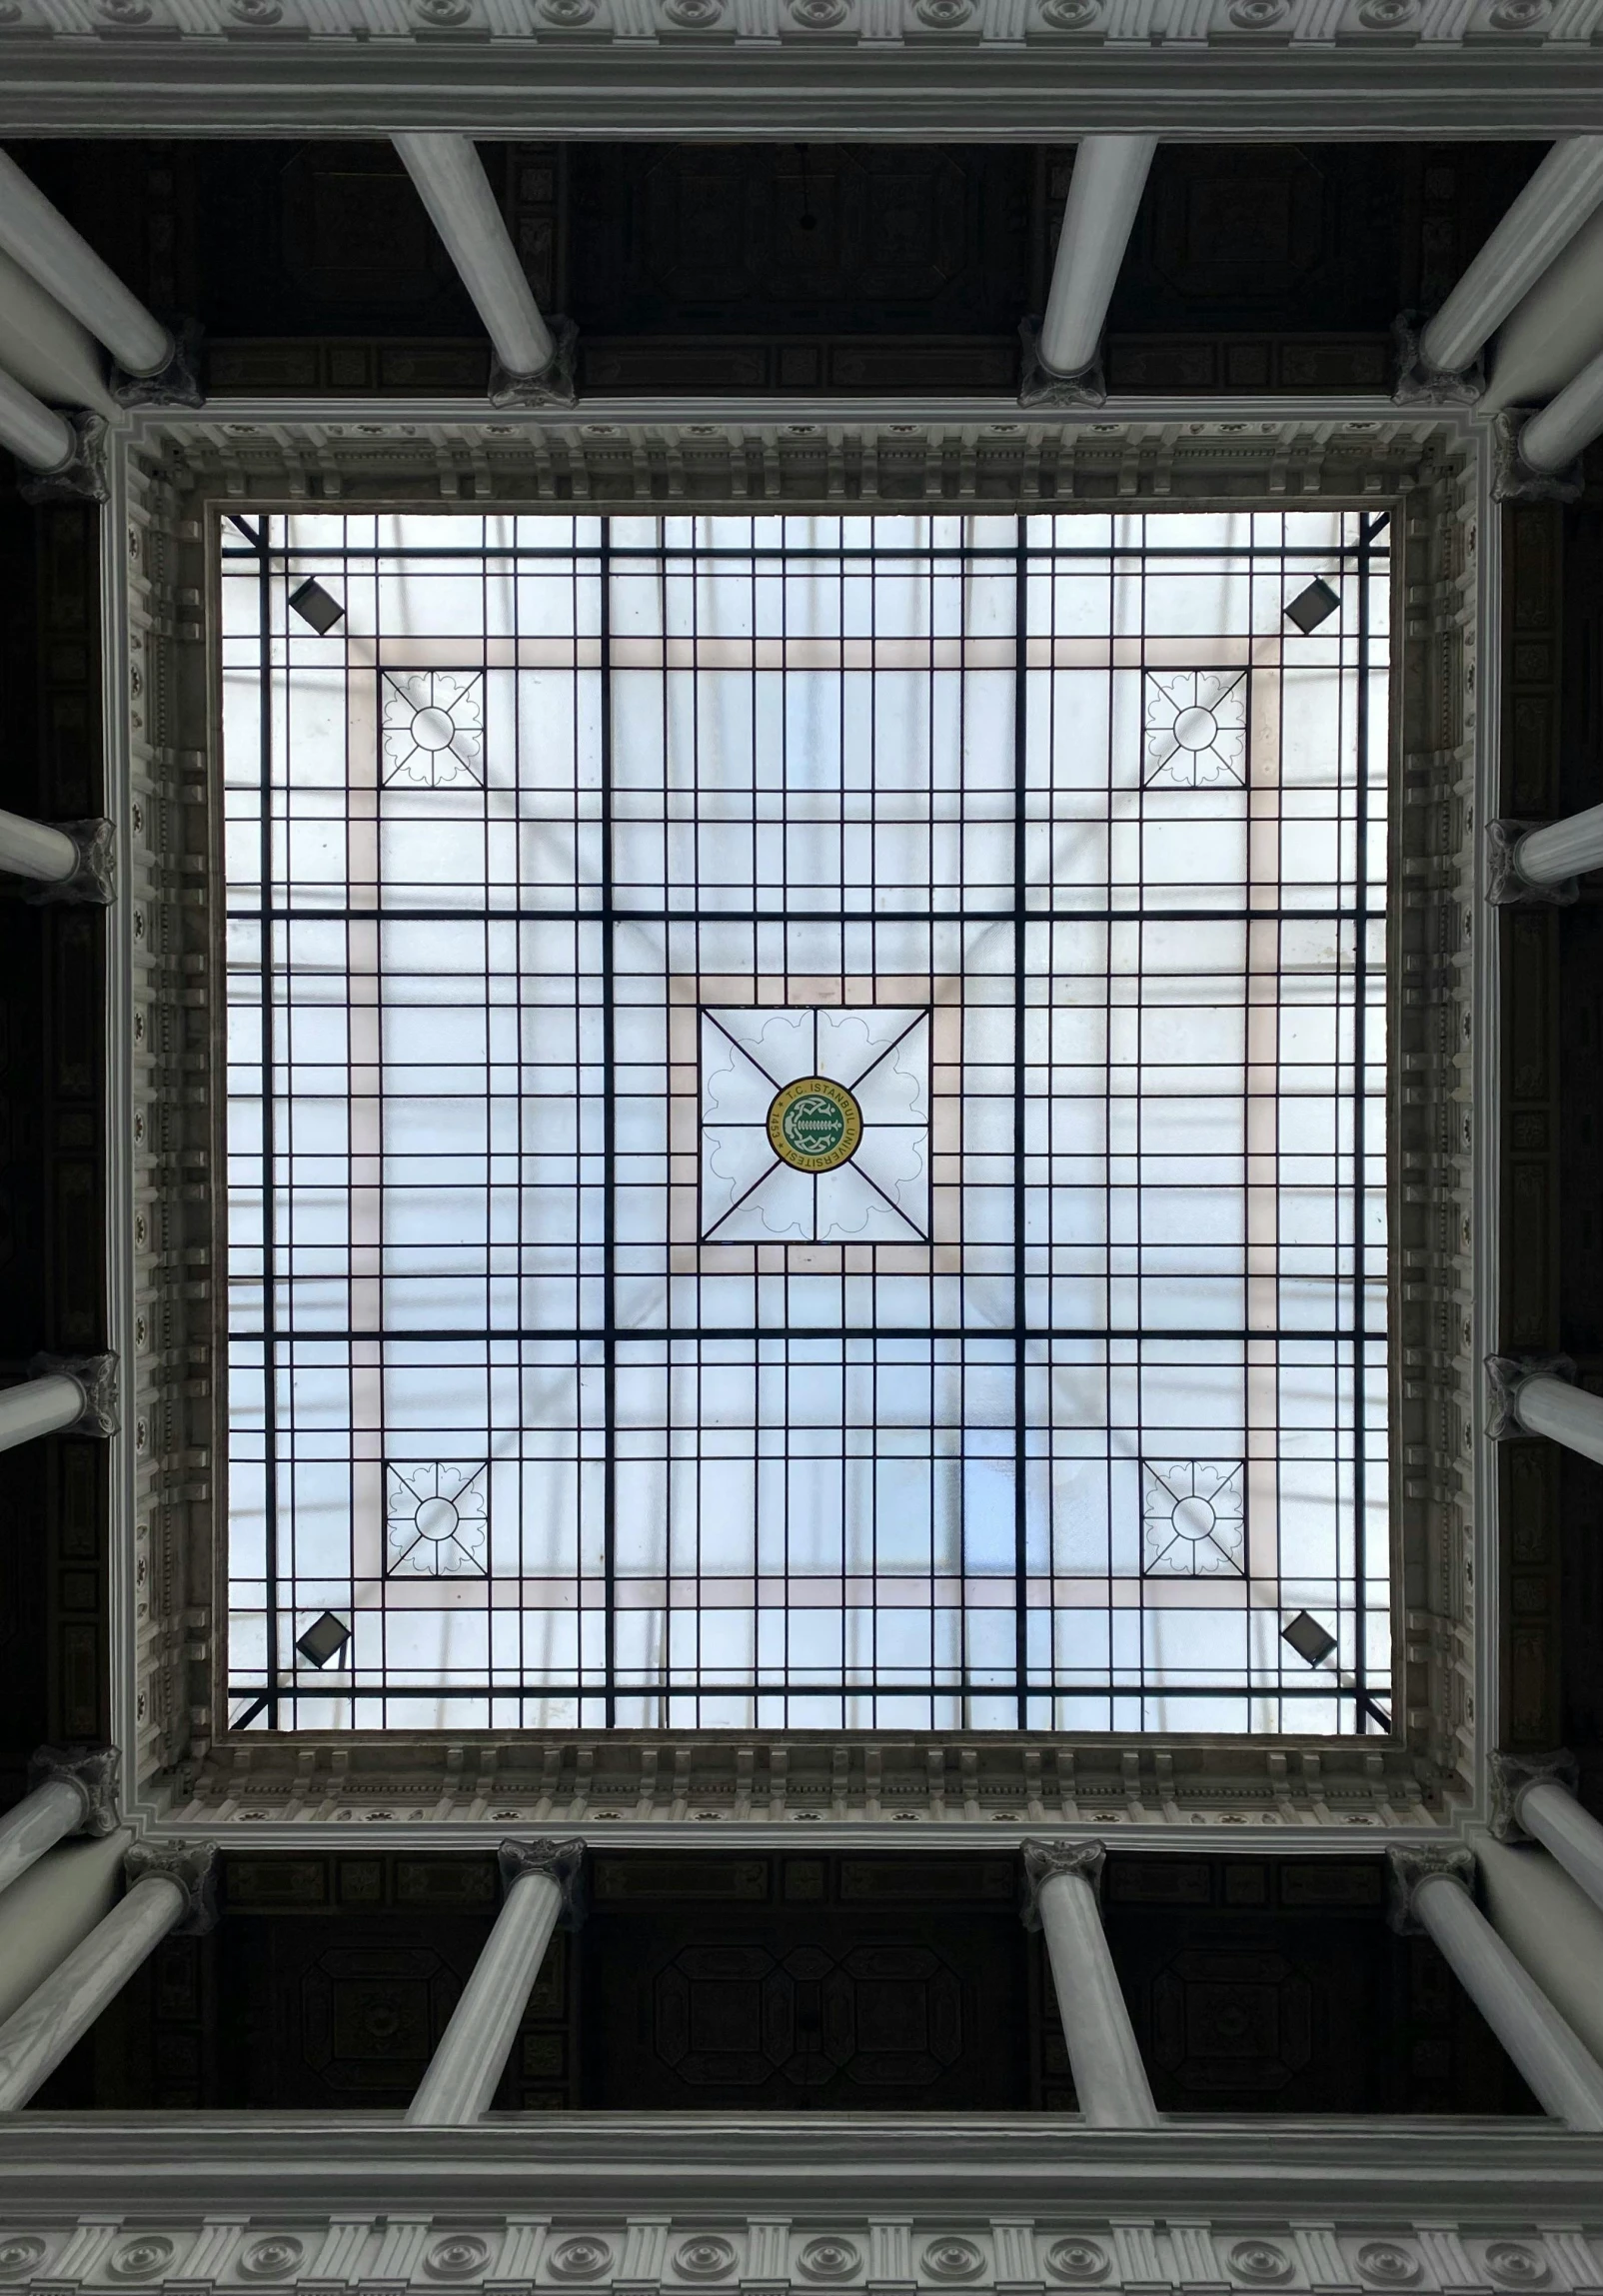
[222,509,1390,1734]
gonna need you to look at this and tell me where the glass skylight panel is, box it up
[222,510,1391,1734]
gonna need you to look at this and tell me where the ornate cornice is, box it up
[0,2119,1601,2274]
[27,1743,121,1836]
[107,404,1485,1843]
[5,29,1603,139]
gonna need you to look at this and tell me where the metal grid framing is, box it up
[222,509,1391,1735]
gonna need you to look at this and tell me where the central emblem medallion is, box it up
[767,1077,863,1172]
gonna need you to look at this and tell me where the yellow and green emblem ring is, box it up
[767,1077,863,1173]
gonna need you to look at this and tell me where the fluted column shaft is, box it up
[1405,1863,1603,2129]
[393,135,555,381]
[405,1841,582,2126]
[1420,136,1603,376]
[1038,136,1157,381]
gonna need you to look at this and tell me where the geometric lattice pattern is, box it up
[223,509,1391,1734]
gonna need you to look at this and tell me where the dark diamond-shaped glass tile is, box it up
[295,1609,352,1667]
[1282,1609,1337,1668]
[289,577,345,635]
[1284,578,1340,634]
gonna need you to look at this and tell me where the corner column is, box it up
[0,1842,218,2111]
[1020,1839,1156,2127]
[0,1747,118,1900]
[1387,1847,1603,2129]
[405,1839,584,2126]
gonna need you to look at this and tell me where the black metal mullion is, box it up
[1011,516,1029,1727]
[601,515,617,1727]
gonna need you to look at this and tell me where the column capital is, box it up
[489,316,579,410]
[26,1743,120,1835]
[1390,313,1484,407]
[1486,821,1580,908]
[124,1839,220,1935]
[18,412,108,507]
[17,820,115,908]
[499,1837,586,1927]
[1386,1845,1476,1935]
[1491,409,1585,506]
[1016,318,1105,409]
[1490,1748,1580,1840]
[110,322,204,411]
[1486,1353,1575,1440]
[1019,1837,1106,1930]
[25,1352,119,1438]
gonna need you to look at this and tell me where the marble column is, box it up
[1488,1356,1603,1467]
[0,1830,129,2032]
[1483,203,1603,415]
[0,1748,118,1901]
[0,365,75,478]
[1488,804,1603,899]
[1020,1840,1157,2127]
[0,246,118,419]
[392,136,571,403]
[1419,137,1603,378]
[0,1842,217,2110]
[1477,1834,1603,2072]
[1030,137,1157,390]
[0,809,113,904]
[0,1355,117,1458]
[405,1839,584,2126]
[1387,1847,1603,2129]
[1520,346,1603,474]
[1493,1750,1603,1921]
[0,150,173,381]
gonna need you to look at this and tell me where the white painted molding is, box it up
[103,399,1485,1848]
[0,2118,1601,2285]
[2,38,1603,133]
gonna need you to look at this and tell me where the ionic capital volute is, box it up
[1489,1748,1579,1842]
[1019,1836,1106,1931]
[28,1742,120,1835]
[123,1839,221,1936]
[499,1836,586,1928]
[1385,1844,1476,1936]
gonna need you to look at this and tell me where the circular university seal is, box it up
[767,1077,863,1172]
